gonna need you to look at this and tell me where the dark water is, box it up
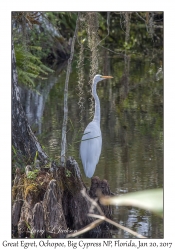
[20,52,163,238]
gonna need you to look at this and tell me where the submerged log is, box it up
[12,157,113,238]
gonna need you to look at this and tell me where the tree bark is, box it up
[12,157,113,238]
[12,41,48,164]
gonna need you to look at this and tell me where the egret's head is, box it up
[93,74,113,83]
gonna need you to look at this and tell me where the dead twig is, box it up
[66,218,103,238]
[70,188,147,239]
[81,188,104,215]
[88,213,147,239]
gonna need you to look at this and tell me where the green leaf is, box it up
[100,188,163,218]
[12,145,17,155]
[14,43,54,89]
[29,45,42,51]
[34,151,38,163]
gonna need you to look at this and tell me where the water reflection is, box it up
[19,61,67,135]
[20,53,163,238]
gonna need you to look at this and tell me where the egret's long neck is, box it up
[92,80,100,125]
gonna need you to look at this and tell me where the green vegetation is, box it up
[12,145,29,172]
[65,169,72,178]
[45,12,77,38]
[12,12,163,90]
[14,42,53,88]
[26,169,39,180]
[12,12,54,89]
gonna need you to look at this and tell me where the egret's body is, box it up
[80,74,113,178]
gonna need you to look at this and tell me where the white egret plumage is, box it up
[80,74,113,178]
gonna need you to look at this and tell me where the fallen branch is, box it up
[81,188,104,215]
[88,213,147,239]
[69,188,147,239]
[66,219,103,238]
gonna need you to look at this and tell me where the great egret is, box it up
[80,74,113,178]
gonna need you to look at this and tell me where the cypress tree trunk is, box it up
[12,41,48,164]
